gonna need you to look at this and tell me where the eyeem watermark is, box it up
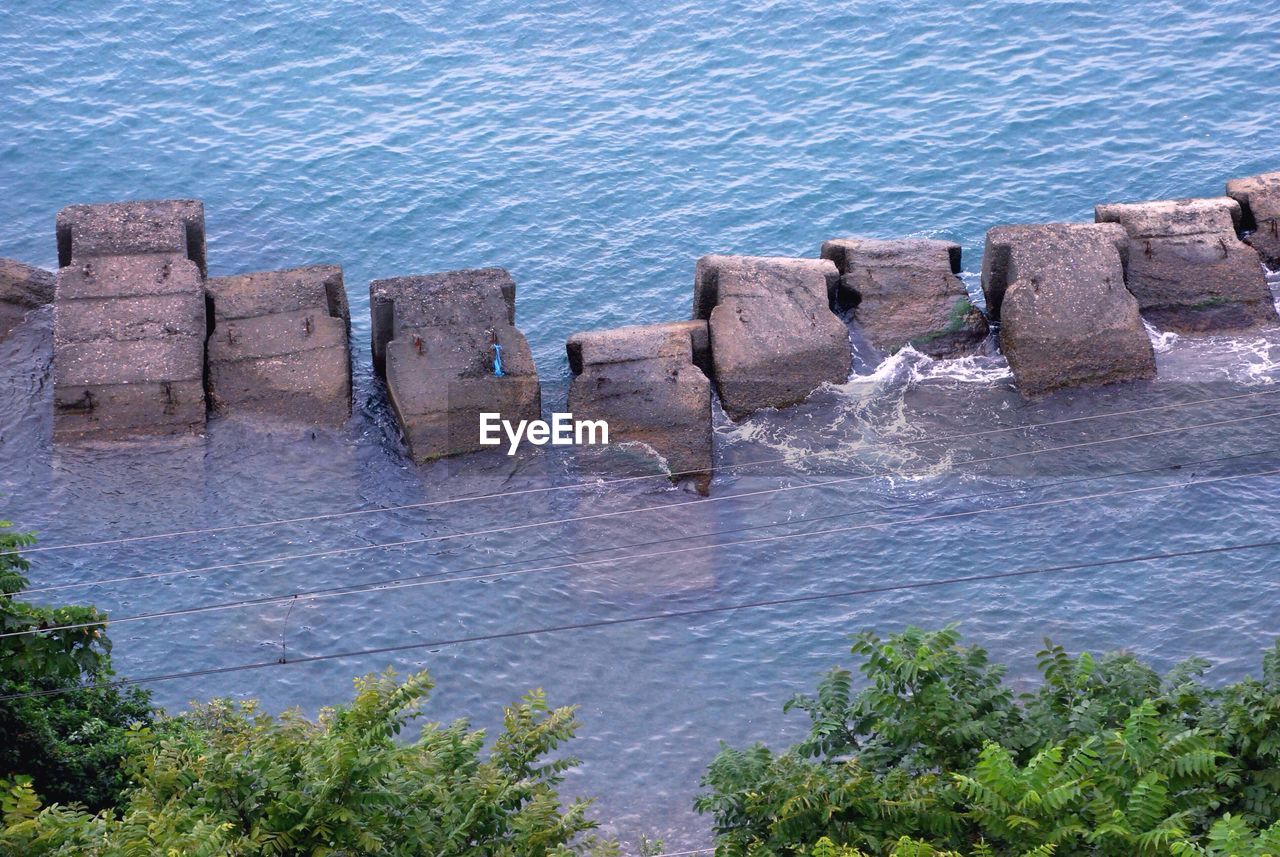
[479,412,609,455]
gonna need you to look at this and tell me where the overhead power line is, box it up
[5,532,1280,703]
[12,443,1268,646]
[22,406,1280,596]
[7,461,1278,643]
[16,387,1280,557]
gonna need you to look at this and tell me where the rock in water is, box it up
[206,266,352,424]
[1094,197,1276,333]
[819,237,988,358]
[693,254,849,419]
[52,200,207,439]
[1226,172,1280,270]
[0,258,55,339]
[982,223,1155,396]
[567,320,712,493]
[370,268,540,462]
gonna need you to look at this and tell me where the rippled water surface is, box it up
[3,1,1280,848]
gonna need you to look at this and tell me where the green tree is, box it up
[1,668,616,856]
[697,626,1280,857]
[0,520,154,810]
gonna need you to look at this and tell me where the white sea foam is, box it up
[715,346,1011,475]
[1144,320,1180,353]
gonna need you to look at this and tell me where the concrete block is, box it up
[567,320,712,492]
[983,223,1155,396]
[0,258,55,339]
[370,269,540,461]
[206,266,352,424]
[1095,197,1276,332]
[693,254,849,419]
[53,201,208,440]
[820,237,987,357]
[1226,171,1280,269]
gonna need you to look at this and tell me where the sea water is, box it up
[3,1,1280,848]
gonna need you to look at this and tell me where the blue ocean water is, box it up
[3,0,1280,848]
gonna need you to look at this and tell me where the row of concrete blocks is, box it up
[42,200,353,439]
[568,175,1280,491]
[2,171,1277,486]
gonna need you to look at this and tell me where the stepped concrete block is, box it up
[206,266,352,424]
[56,199,206,274]
[1226,172,1280,269]
[370,269,540,462]
[567,320,712,493]
[0,258,55,339]
[693,254,849,419]
[981,223,1130,320]
[820,237,987,357]
[1094,197,1275,333]
[209,264,349,321]
[55,293,206,343]
[983,223,1155,397]
[53,204,207,441]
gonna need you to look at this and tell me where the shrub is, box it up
[1,668,615,856]
[697,626,1280,856]
[0,521,154,810]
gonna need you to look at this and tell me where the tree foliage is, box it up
[0,520,154,810]
[1,668,615,856]
[697,626,1280,857]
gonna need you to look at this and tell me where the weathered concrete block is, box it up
[52,379,206,436]
[370,269,540,462]
[567,320,712,493]
[1094,197,1275,333]
[693,255,850,419]
[56,337,206,386]
[981,223,1130,320]
[209,264,350,320]
[57,200,206,274]
[983,223,1155,397]
[53,202,207,441]
[1226,172,1280,269]
[820,237,988,357]
[0,258,55,339]
[206,266,352,425]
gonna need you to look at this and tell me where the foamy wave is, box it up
[829,345,1011,394]
[1152,330,1280,385]
[1144,320,1180,353]
[713,346,1009,474]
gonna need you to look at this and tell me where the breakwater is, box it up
[1,171,1277,491]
